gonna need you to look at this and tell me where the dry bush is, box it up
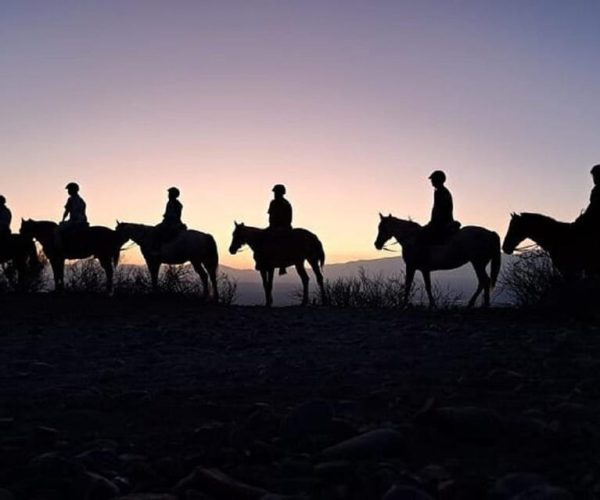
[416,282,464,309]
[0,251,49,293]
[217,272,238,305]
[499,250,563,307]
[114,265,152,294]
[305,268,413,308]
[303,267,466,309]
[65,259,106,292]
[115,264,237,304]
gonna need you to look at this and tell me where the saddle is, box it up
[158,222,187,244]
[254,227,295,273]
[417,221,461,267]
[55,223,91,256]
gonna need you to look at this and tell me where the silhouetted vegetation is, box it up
[4,258,237,304]
[499,250,562,307]
[301,267,463,308]
[0,251,48,293]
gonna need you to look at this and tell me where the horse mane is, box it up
[519,212,570,229]
[27,220,58,228]
[386,215,422,230]
[119,222,154,230]
[235,223,264,233]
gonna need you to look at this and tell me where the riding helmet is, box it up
[168,187,180,197]
[591,165,600,176]
[429,170,447,183]
[0,195,5,204]
[65,182,80,192]
[272,184,286,195]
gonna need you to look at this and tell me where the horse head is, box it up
[374,213,394,250]
[229,221,246,254]
[502,212,524,254]
[19,218,38,237]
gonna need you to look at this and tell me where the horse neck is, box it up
[240,226,264,250]
[29,222,57,247]
[389,218,421,244]
[124,224,153,245]
[521,215,565,250]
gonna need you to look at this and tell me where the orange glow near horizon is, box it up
[3,1,599,271]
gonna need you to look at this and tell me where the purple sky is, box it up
[2,1,599,267]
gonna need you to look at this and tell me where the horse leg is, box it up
[404,266,415,306]
[468,263,489,308]
[267,269,275,306]
[422,270,436,309]
[51,258,64,292]
[208,265,219,304]
[309,257,327,305]
[295,262,310,306]
[100,257,114,296]
[193,261,209,301]
[148,260,160,293]
[260,269,271,307]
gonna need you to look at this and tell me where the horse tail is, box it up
[113,247,121,268]
[205,235,219,272]
[490,232,501,290]
[26,239,43,275]
[317,238,325,269]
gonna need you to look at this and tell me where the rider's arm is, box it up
[62,199,71,221]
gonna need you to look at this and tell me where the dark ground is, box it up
[1,295,599,499]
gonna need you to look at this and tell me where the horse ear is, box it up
[234,221,239,227]
[379,212,383,220]
[116,219,120,225]
[388,213,392,218]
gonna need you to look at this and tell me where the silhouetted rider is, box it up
[56,182,88,252]
[151,187,187,255]
[267,184,292,275]
[268,184,292,229]
[422,170,460,245]
[0,195,12,245]
[61,182,88,229]
[575,164,600,228]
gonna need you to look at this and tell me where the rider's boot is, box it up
[54,229,64,254]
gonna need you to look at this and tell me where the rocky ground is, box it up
[0,294,599,499]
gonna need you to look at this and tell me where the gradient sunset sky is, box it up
[2,1,599,268]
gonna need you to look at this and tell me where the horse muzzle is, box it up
[374,240,384,250]
[228,245,238,255]
[502,241,515,255]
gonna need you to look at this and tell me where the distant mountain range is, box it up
[218,255,516,306]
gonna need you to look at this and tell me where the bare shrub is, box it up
[0,251,49,293]
[217,272,237,305]
[114,265,152,294]
[160,264,200,294]
[499,250,562,307]
[306,267,412,308]
[415,282,464,309]
[65,259,106,292]
[115,264,237,304]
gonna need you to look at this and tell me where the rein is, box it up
[120,242,137,252]
[513,243,541,253]
[382,241,400,252]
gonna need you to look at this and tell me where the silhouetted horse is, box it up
[0,233,41,289]
[229,222,327,306]
[375,214,501,307]
[503,212,595,278]
[115,222,219,301]
[20,219,124,293]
